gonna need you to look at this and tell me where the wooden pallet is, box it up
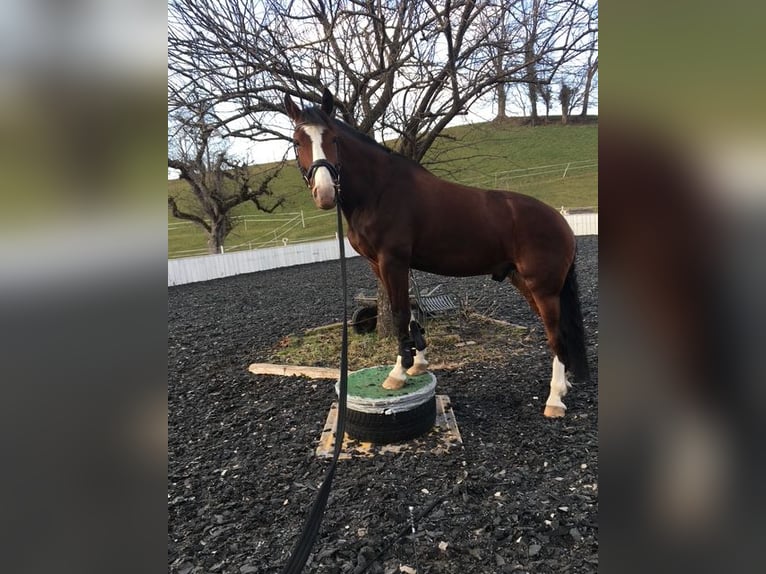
[315,395,463,459]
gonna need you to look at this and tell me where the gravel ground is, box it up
[168,236,598,574]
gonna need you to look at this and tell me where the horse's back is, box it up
[404,175,574,278]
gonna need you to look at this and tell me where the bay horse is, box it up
[284,89,589,417]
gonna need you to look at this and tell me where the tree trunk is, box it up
[375,279,395,340]
[528,84,538,125]
[207,231,222,255]
[207,219,227,254]
[524,0,541,126]
[496,82,507,120]
[560,85,572,126]
[580,83,590,118]
[580,59,597,117]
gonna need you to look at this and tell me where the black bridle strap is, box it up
[305,159,340,185]
[279,192,348,574]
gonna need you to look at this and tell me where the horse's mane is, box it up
[301,106,392,154]
[301,106,429,173]
[334,118,393,153]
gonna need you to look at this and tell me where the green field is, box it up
[168,121,597,257]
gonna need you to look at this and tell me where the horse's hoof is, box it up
[543,405,566,418]
[382,376,407,390]
[406,365,428,377]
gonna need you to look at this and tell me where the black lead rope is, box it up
[280,200,348,574]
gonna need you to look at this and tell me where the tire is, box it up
[345,396,436,444]
[351,306,377,334]
[346,395,435,426]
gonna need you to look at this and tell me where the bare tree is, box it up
[168,0,596,161]
[168,0,596,333]
[554,5,597,120]
[577,5,598,117]
[168,102,284,255]
[580,54,598,117]
[522,0,543,124]
[540,83,553,120]
[559,83,573,125]
[478,0,597,124]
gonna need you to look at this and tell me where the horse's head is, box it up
[284,89,339,210]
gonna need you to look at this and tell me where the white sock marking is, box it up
[388,355,407,382]
[545,356,571,410]
[412,349,428,369]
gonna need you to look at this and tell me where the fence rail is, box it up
[168,212,597,286]
[468,159,597,189]
[168,211,337,259]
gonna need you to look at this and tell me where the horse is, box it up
[284,89,589,417]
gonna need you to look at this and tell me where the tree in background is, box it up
[168,0,597,334]
[559,83,573,125]
[580,54,598,118]
[492,2,511,122]
[168,102,284,255]
[522,0,542,125]
[168,0,596,162]
[539,83,553,121]
[483,0,596,124]
[555,6,598,119]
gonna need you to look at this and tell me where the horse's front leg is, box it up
[406,317,429,376]
[379,260,415,390]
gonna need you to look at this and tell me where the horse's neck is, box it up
[337,137,387,215]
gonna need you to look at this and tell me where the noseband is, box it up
[303,158,340,185]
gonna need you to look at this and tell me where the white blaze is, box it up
[302,124,335,208]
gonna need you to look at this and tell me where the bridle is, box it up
[293,125,341,199]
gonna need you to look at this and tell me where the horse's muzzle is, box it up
[312,183,336,210]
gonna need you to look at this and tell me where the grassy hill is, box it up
[168,121,597,257]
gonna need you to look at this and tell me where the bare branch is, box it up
[169,0,597,163]
[168,196,211,234]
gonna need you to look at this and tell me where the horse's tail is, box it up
[558,261,590,384]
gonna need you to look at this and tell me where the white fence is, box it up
[168,237,360,286]
[467,159,598,189]
[168,212,597,286]
[564,211,598,236]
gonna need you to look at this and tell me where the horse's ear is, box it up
[321,88,334,116]
[284,94,301,123]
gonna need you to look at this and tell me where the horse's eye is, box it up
[293,140,300,147]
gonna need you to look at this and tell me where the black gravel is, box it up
[169,236,598,574]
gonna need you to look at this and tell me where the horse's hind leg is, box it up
[510,272,570,416]
[509,271,540,316]
[532,292,572,418]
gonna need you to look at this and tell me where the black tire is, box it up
[345,396,436,444]
[346,395,435,426]
[351,306,377,334]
